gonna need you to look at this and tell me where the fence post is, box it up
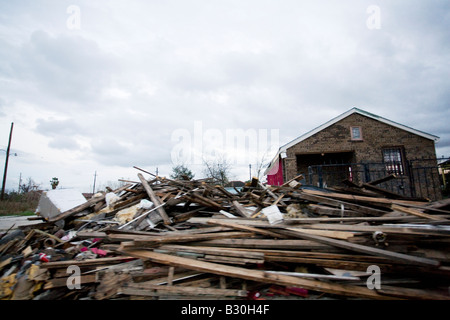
[318,166,323,188]
[363,164,370,183]
[407,160,416,198]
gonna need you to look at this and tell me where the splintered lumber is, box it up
[44,274,97,289]
[120,249,395,300]
[391,204,442,221]
[120,283,248,298]
[361,183,410,200]
[274,228,441,267]
[158,245,265,260]
[206,219,289,239]
[376,285,450,300]
[108,231,255,245]
[296,223,450,237]
[191,238,336,251]
[292,192,388,216]
[301,189,428,207]
[232,200,251,218]
[137,173,171,225]
[41,256,137,269]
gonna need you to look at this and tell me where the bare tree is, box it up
[20,177,40,193]
[202,155,232,186]
[254,150,271,182]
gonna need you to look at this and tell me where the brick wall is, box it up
[284,113,440,200]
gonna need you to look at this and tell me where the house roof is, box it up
[265,107,440,175]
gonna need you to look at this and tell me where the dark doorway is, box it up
[296,151,355,187]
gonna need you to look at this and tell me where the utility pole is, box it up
[92,171,97,194]
[18,172,22,193]
[249,164,252,181]
[1,122,14,200]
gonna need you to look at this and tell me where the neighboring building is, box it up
[265,108,442,200]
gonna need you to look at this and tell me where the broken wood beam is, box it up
[273,228,441,268]
[120,249,396,300]
[137,173,171,225]
[391,204,443,221]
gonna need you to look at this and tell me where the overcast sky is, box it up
[1,0,449,193]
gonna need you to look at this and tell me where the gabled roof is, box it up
[265,107,440,175]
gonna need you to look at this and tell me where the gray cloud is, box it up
[0,0,449,191]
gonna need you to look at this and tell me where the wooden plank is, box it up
[274,228,441,267]
[292,192,388,216]
[110,231,255,245]
[120,249,396,299]
[120,283,248,297]
[307,203,362,217]
[138,173,171,225]
[376,285,450,300]
[391,204,442,221]
[190,239,336,251]
[41,256,137,269]
[158,244,265,260]
[44,274,97,289]
[206,219,289,239]
[296,223,450,237]
[201,255,264,265]
[361,183,410,200]
[302,189,428,207]
[232,200,251,218]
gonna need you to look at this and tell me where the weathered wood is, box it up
[158,244,265,260]
[362,183,410,200]
[191,238,336,251]
[120,249,396,300]
[44,274,97,289]
[274,228,441,267]
[232,200,251,218]
[376,285,450,300]
[391,204,442,221]
[112,193,147,210]
[296,223,450,237]
[41,256,137,269]
[109,231,255,245]
[201,254,264,265]
[302,189,428,207]
[206,219,289,239]
[137,173,171,225]
[120,283,248,298]
[292,192,388,216]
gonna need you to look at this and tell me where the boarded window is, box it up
[382,147,405,175]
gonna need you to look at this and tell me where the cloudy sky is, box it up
[0,0,449,193]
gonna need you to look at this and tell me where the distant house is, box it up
[225,181,245,188]
[265,108,442,200]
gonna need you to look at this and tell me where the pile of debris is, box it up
[1,167,450,300]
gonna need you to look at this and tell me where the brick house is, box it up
[265,108,442,200]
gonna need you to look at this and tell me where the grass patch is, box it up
[0,191,40,216]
